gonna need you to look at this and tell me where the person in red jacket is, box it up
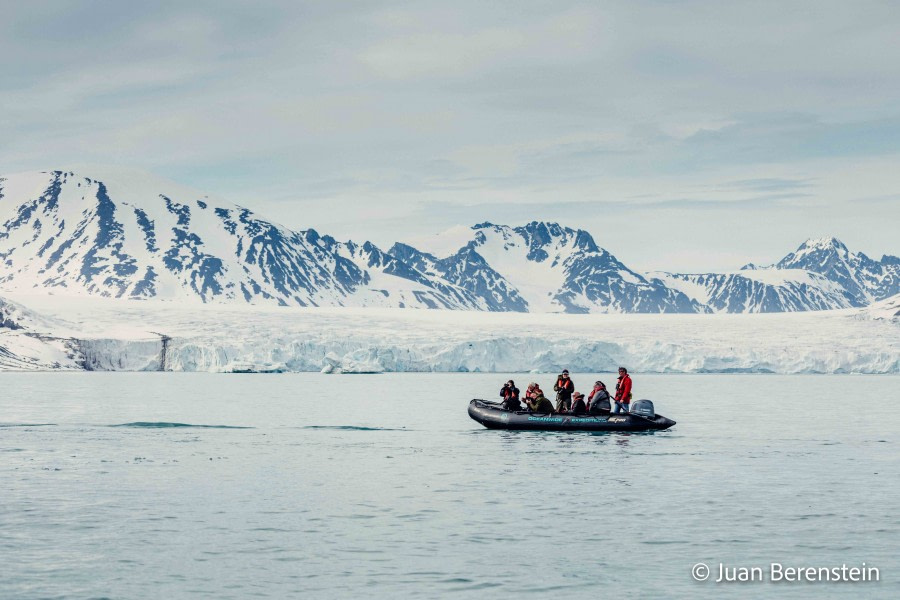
[613,367,632,414]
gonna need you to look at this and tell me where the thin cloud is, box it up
[717,178,817,192]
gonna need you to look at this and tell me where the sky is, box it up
[2,0,899,271]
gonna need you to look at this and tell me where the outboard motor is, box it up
[630,399,655,418]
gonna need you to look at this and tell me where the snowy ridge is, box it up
[866,293,900,320]
[399,222,705,314]
[0,295,79,370]
[334,240,485,310]
[776,237,899,304]
[0,170,708,314]
[649,238,898,313]
[0,170,486,310]
[389,242,529,312]
[650,270,853,313]
[1,169,897,315]
[0,293,64,331]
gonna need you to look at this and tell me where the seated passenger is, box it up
[587,381,611,415]
[525,387,554,413]
[570,392,587,414]
[499,380,521,411]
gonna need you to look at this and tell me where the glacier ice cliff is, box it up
[2,296,896,374]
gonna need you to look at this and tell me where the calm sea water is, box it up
[1,373,898,599]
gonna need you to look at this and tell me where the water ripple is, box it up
[110,422,253,429]
[297,425,409,431]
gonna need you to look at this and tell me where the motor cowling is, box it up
[631,399,655,418]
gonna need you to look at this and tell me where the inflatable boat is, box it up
[468,399,676,432]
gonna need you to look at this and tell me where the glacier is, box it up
[1,294,897,374]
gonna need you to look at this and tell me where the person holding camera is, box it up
[524,383,554,413]
[553,369,574,412]
[499,380,521,410]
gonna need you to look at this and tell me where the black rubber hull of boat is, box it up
[468,399,676,431]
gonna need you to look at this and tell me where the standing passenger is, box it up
[613,367,632,414]
[554,369,574,413]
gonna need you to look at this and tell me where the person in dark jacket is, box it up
[553,369,574,412]
[499,380,521,411]
[613,367,632,414]
[570,392,587,415]
[587,381,611,415]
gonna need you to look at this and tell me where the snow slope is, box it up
[867,293,900,320]
[650,269,853,313]
[398,222,704,314]
[0,173,706,314]
[0,295,79,370]
[0,170,486,310]
[3,294,896,374]
[1,169,896,315]
[646,237,899,313]
[776,237,899,303]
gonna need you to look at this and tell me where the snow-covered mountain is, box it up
[0,170,487,310]
[775,237,899,304]
[395,222,705,313]
[1,169,896,315]
[0,170,706,313]
[389,241,529,312]
[649,237,900,313]
[649,269,854,313]
[396,226,897,315]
